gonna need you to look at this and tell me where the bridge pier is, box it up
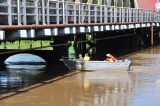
[86,33,96,60]
[74,34,86,57]
[52,36,68,62]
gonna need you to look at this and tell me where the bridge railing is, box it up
[0,0,158,25]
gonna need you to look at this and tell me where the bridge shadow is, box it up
[0,64,80,100]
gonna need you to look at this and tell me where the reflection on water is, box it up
[1,53,47,95]
[0,65,45,94]
[6,65,46,70]
[5,53,46,64]
[79,71,132,106]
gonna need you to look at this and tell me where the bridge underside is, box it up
[0,27,159,68]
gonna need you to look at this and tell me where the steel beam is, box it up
[0,22,155,30]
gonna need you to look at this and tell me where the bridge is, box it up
[0,0,160,66]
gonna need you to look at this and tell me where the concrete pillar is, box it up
[73,35,78,57]
[88,33,96,60]
[96,32,107,60]
[74,34,86,57]
[52,37,68,61]
[81,34,87,55]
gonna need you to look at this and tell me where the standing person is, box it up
[106,53,117,62]
[84,53,90,61]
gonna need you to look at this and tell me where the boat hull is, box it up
[61,59,132,71]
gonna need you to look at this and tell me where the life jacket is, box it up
[84,56,90,61]
[110,56,117,62]
[106,57,114,62]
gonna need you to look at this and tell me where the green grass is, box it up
[0,40,53,50]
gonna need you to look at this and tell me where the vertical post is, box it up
[42,0,45,24]
[73,3,76,24]
[79,0,81,23]
[94,5,97,23]
[47,0,50,24]
[151,23,154,46]
[56,1,60,24]
[66,1,68,24]
[23,0,26,25]
[35,0,39,24]
[8,0,12,25]
[63,0,65,23]
[17,0,21,25]
[81,3,84,23]
[88,4,90,23]
[100,5,102,23]
[104,5,107,23]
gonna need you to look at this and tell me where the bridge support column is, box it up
[52,36,68,62]
[74,34,86,57]
[86,33,96,60]
[95,32,107,60]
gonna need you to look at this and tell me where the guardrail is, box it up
[0,0,159,25]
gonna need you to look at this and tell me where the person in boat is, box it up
[84,53,90,61]
[78,54,83,60]
[106,53,117,62]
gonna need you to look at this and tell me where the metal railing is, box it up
[0,0,159,25]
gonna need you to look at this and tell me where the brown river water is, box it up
[1,46,160,106]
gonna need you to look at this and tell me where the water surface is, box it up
[1,47,160,106]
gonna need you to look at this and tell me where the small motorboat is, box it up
[60,57,132,71]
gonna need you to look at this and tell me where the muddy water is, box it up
[1,46,160,106]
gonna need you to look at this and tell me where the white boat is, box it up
[60,57,132,71]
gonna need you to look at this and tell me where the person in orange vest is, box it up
[106,53,117,62]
